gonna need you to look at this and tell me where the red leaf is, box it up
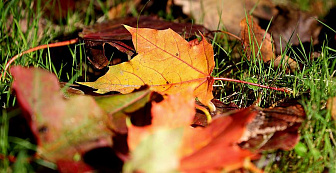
[10,66,113,162]
[180,108,258,172]
[126,90,258,172]
[56,160,93,173]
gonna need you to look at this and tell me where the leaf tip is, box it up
[123,25,133,31]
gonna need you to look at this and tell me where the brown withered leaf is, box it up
[241,15,275,62]
[107,0,140,20]
[273,55,298,72]
[193,99,239,127]
[193,99,305,151]
[247,0,278,21]
[327,97,336,121]
[269,6,322,55]
[38,0,75,21]
[240,101,305,151]
[80,16,210,69]
[175,0,275,35]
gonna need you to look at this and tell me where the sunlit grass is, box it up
[211,14,336,172]
[0,0,99,171]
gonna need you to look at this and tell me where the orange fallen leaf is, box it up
[78,25,215,107]
[241,15,275,62]
[179,107,258,172]
[127,89,196,151]
[126,89,259,172]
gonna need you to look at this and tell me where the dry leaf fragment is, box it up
[327,97,336,121]
[79,26,215,107]
[241,15,275,62]
[273,55,298,72]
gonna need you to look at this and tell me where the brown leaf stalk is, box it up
[214,77,291,93]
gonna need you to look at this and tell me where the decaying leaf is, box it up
[10,66,114,162]
[240,101,305,151]
[125,90,258,172]
[241,15,275,62]
[194,99,305,152]
[269,6,322,55]
[174,0,274,35]
[79,26,215,107]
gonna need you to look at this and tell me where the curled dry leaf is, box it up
[240,15,275,62]
[10,66,114,162]
[194,99,305,152]
[240,101,305,151]
[79,26,215,107]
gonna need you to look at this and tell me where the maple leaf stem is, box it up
[195,104,212,123]
[213,77,291,93]
[1,38,79,81]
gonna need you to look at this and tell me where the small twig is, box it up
[214,77,291,93]
[209,30,242,41]
[195,104,212,124]
[1,38,79,80]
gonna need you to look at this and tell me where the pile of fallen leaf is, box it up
[8,22,306,172]
[7,0,336,172]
